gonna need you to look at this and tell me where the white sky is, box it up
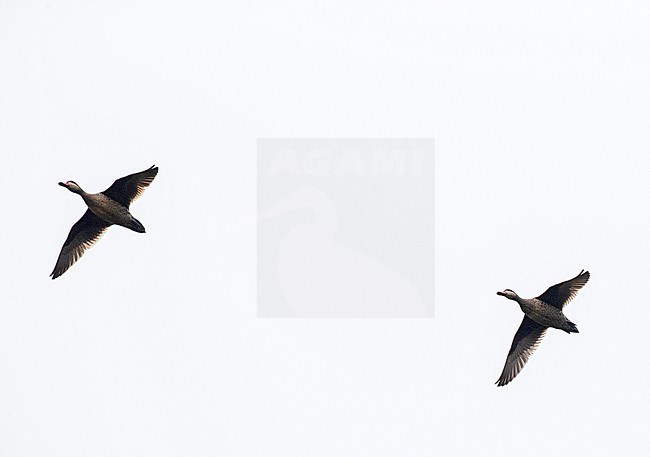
[1,1,649,456]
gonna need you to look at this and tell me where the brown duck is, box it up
[495,270,590,386]
[50,165,158,279]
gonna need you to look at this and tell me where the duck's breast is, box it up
[83,193,133,226]
[521,299,568,328]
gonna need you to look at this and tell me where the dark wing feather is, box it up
[102,165,158,208]
[50,210,111,279]
[496,317,548,386]
[536,270,590,309]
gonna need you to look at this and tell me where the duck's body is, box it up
[511,295,578,333]
[79,191,145,232]
[495,270,589,386]
[50,165,158,279]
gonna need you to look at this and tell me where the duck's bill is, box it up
[496,291,505,296]
[58,182,67,187]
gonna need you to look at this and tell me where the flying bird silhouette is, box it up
[495,270,590,386]
[50,165,158,279]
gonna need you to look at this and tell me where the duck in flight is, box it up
[50,165,158,279]
[495,270,590,386]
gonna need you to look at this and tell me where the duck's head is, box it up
[58,181,83,194]
[496,289,519,301]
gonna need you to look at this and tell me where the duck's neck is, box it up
[68,184,86,196]
[73,187,90,201]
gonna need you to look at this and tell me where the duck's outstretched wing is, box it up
[536,270,590,309]
[102,165,158,208]
[50,210,111,279]
[496,316,548,387]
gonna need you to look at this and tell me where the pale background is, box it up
[1,1,649,456]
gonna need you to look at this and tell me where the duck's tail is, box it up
[128,217,146,233]
[565,320,579,334]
